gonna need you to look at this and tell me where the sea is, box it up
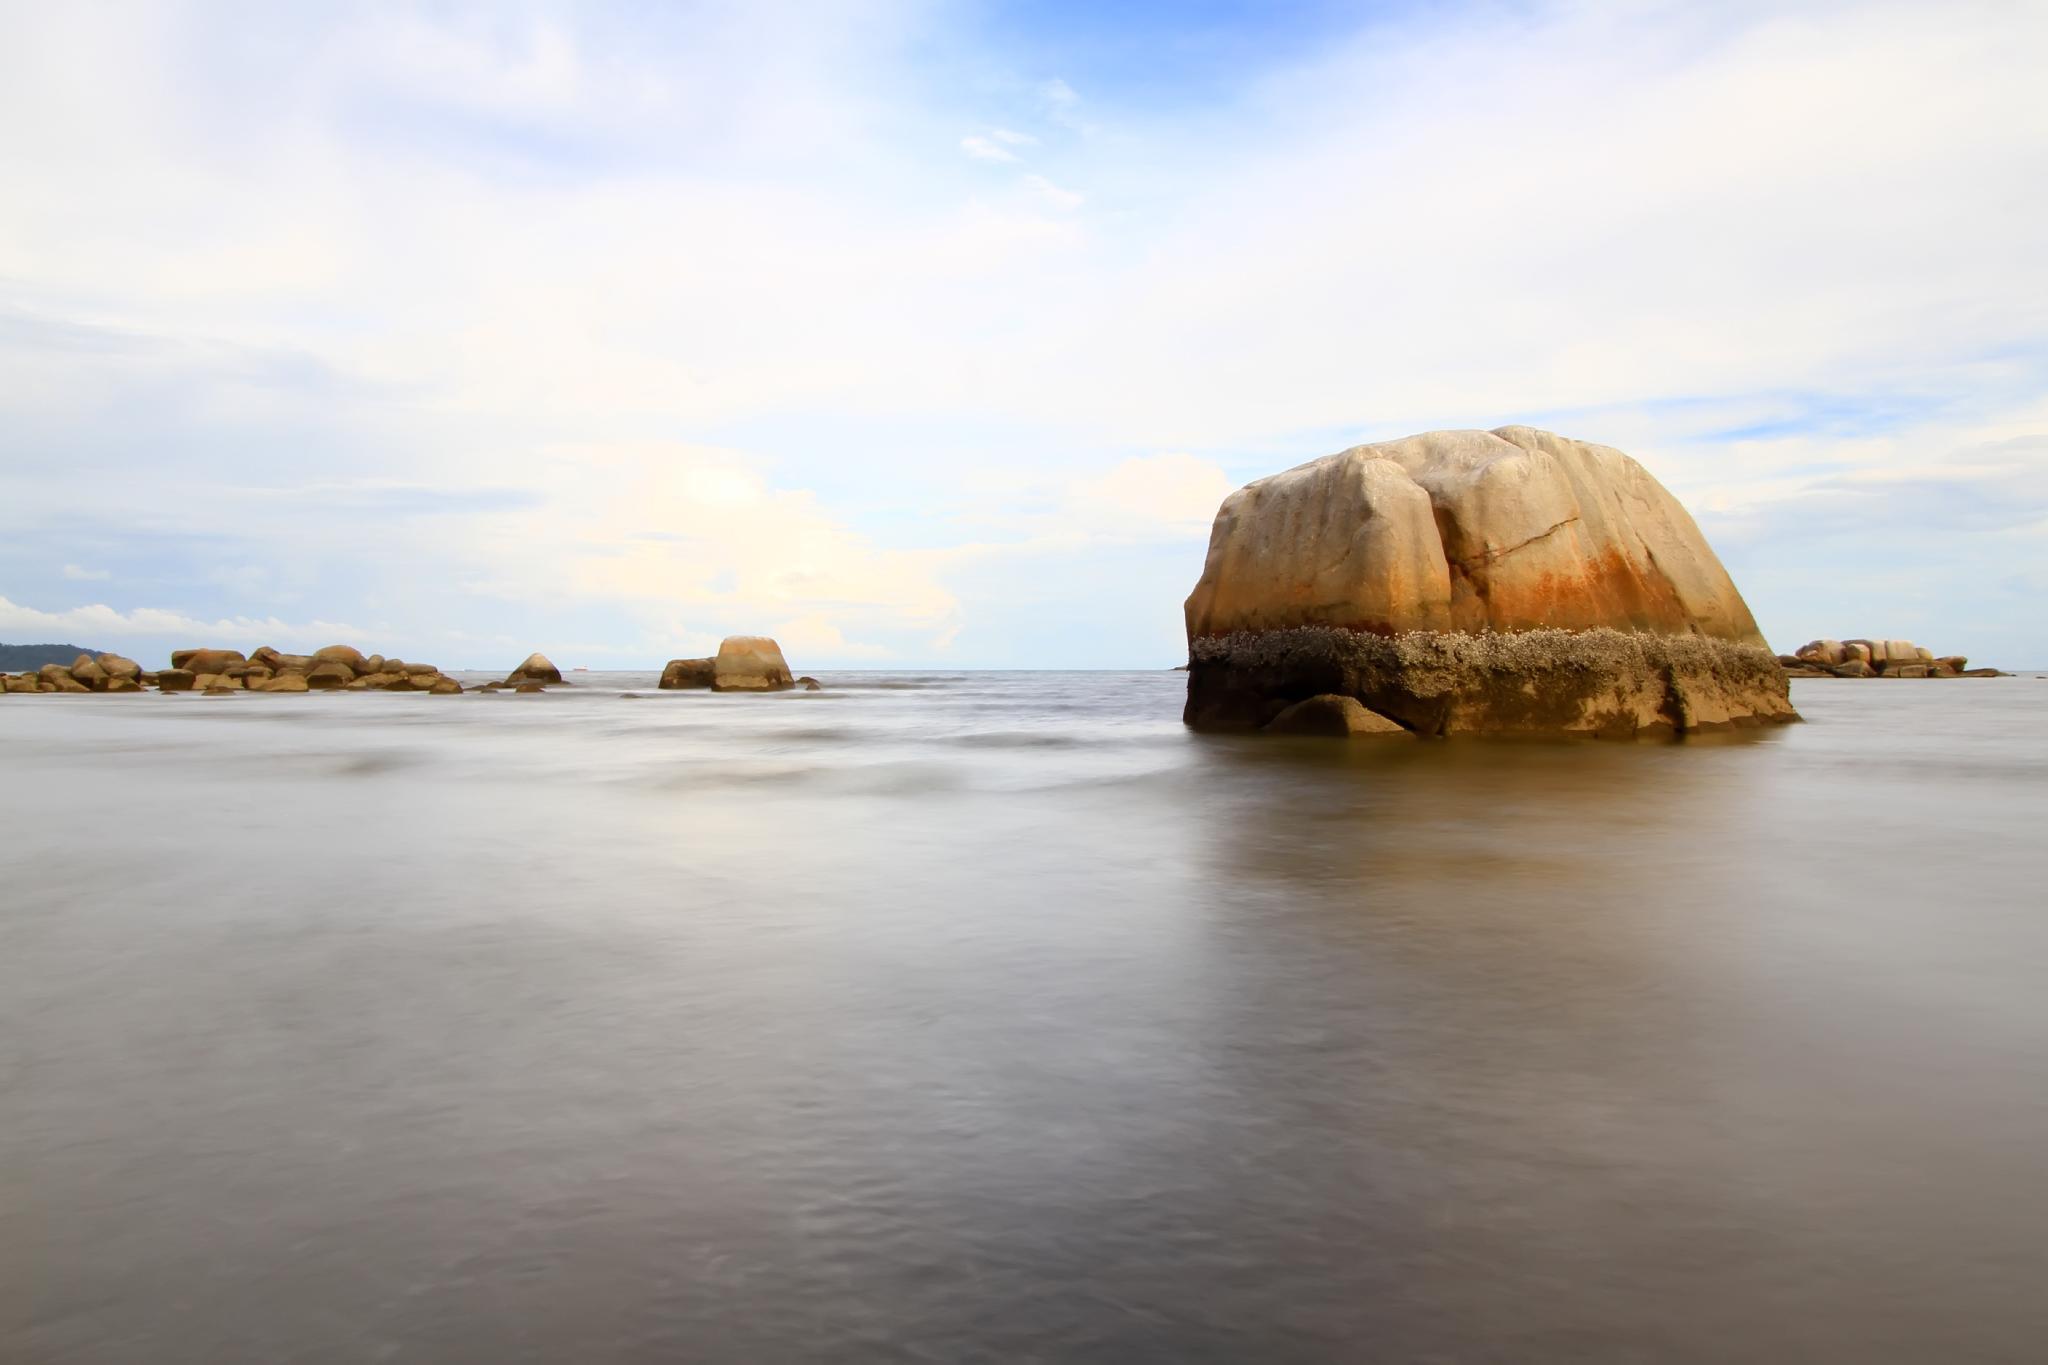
[4,671,2046,1363]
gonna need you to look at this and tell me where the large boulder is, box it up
[172,648,247,675]
[312,644,368,674]
[711,637,794,692]
[37,664,91,693]
[95,653,142,683]
[659,657,716,689]
[1183,427,1796,736]
[506,652,562,686]
[254,674,309,693]
[155,668,196,692]
[69,655,109,689]
[305,662,353,689]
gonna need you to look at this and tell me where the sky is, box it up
[2,0,2045,669]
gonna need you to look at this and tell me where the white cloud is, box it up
[768,613,891,659]
[1039,77,1081,126]
[961,135,1018,162]
[60,564,110,581]
[991,128,1037,147]
[1073,454,1234,532]
[1021,174,1082,211]
[0,594,364,646]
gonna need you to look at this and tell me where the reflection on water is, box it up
[3,673,2046,1362]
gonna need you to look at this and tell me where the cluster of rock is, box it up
[1,644,464,695]
[660,636,819,692]
[4,640,824,700]
[1781,639,2000,679]
[2,652,147,693]
[1182,426,1798,737]
[170,645,463,694]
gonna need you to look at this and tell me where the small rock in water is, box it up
[505,652,563,686]
[1265,695,1409,738]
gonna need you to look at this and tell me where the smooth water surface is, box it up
[4,673,2046,1362]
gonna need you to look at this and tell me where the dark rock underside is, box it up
[1185,626,1797,738]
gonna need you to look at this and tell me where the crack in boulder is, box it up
[1455,515,1580,569]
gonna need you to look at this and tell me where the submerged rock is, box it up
[1265,694,1409,737]
[1183,427,1796,736]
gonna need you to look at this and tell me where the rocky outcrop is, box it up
[660,638,802,692]
[4,644,463,695]
[711,637,795,692]
[1784,638,2004,678]
[0,652,148,695]
[1183,427,1796,736]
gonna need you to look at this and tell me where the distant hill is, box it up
[0,642,103,671]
